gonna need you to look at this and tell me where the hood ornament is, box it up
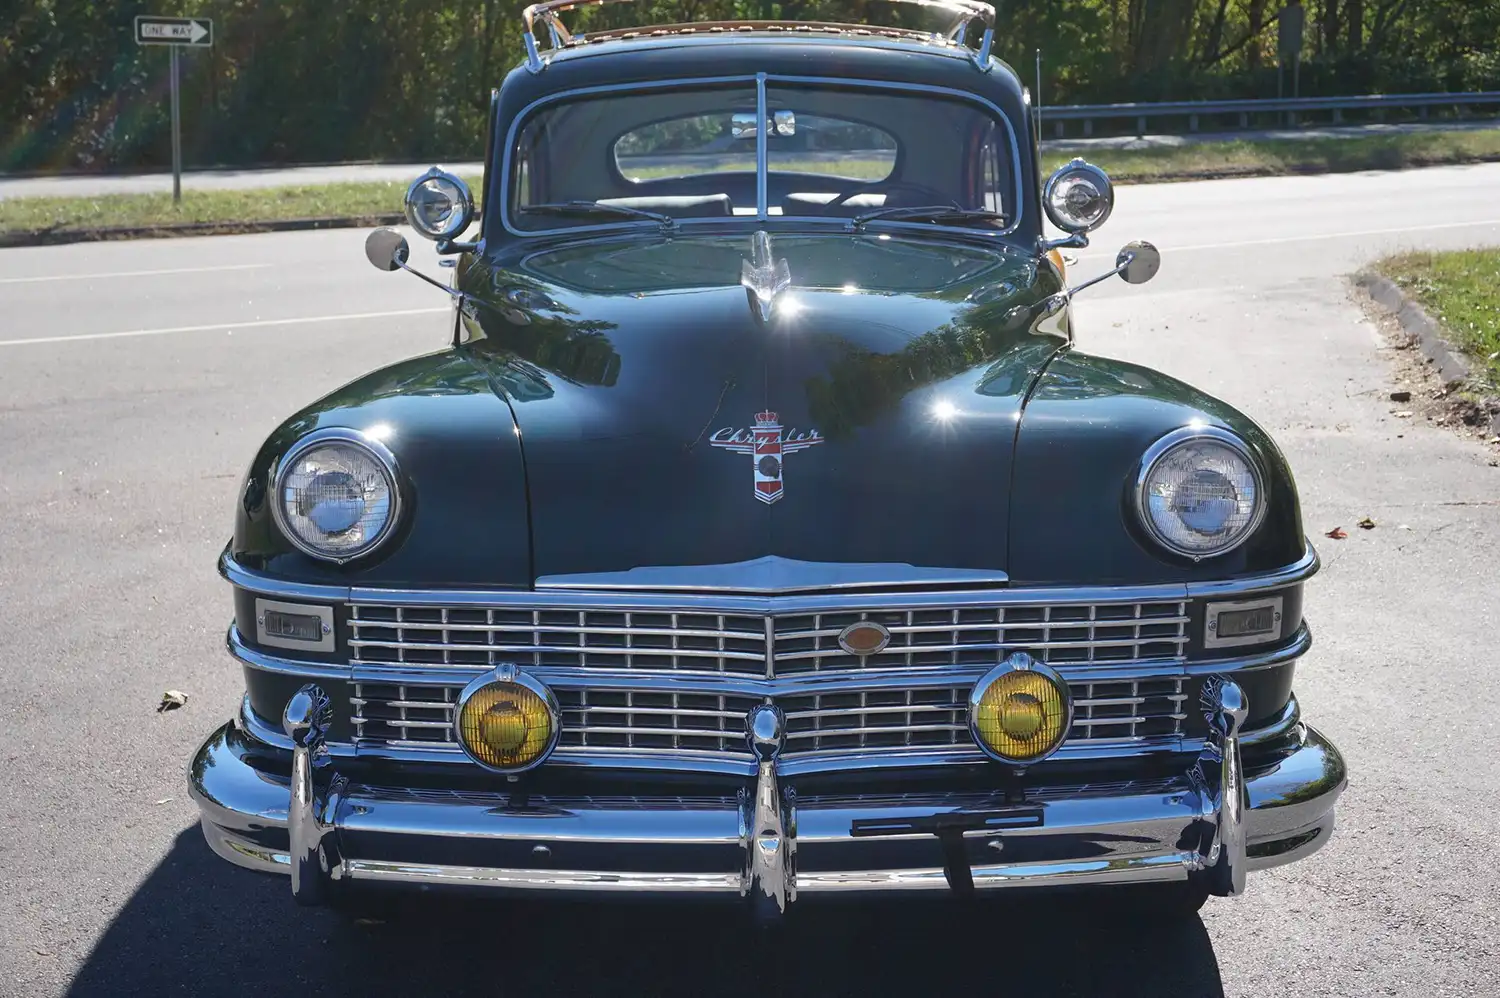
[741,230,791,322]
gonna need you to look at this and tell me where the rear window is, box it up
[615,113,895,184]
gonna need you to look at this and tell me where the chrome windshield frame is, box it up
[496,73,1025,242]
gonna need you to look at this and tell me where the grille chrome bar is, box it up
[349,598,1190,676]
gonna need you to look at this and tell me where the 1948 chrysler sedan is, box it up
[189,0,1346,918]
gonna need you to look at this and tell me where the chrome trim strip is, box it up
[229,627,349,679]
[797,853,1188,892]
[1186,541,1319,597]
[345,861,744,892]
[535,554,1009,592]
[219,543,1318,608]
[755,73,769,221]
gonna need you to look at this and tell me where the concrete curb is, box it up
[1354,270,1474,385]
[0,213,403,249]
[1355,270,1500,439]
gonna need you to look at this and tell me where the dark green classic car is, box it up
[189,0,1345,919]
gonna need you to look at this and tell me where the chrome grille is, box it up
[347,598,1188,677]
[350,683,457,747]
[349,606,768,676]
[349,678,1189,756]
[770,602,1189,675]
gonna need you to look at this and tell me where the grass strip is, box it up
[1050,128,1500,182]
[1377,249,1500,391]
[2,127,1499,239]
[0,179,479,237]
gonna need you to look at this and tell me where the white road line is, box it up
[1075,217,1500,260]
[0,307,451,348]
[0,263,274,285]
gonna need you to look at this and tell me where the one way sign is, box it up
[134,16,213,47]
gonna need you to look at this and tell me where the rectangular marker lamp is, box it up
[1203,596,1283,650]
[255,598,335,653]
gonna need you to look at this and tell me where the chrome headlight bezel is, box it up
[1042,158,1114,233]
[403,166,475,242]
[271,427,403,564]
[1134,425,1267,561]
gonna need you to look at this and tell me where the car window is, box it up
[614,114,757,182]
[508,82,1013,231]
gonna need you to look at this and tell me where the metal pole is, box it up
[1034,49,1042,148]
[170,44,182,203]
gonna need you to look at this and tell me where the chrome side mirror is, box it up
[1064,240,1161,299]
[365,228,410,272]
[1118,240,1160,285]
[404,167,475,241]
[1043,158,1114,234]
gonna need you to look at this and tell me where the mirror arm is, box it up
[1041,231,1090,253]
[395,257,464,301]
[436,238,480,256]
[1064,250,1136,299]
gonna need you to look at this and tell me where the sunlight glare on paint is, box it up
[931,399,959,422]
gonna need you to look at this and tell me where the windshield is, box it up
[508,81,1015,232]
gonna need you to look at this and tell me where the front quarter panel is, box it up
[1008,350,1305,585]
[231,349,532,588]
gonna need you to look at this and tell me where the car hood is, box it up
[458,231,1067,586]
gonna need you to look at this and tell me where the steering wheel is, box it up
[817,180,959,215]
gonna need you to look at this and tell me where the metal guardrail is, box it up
[1038,91,1500,138]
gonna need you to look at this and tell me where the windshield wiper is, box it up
[850,205,1008,229]
[522,200,675,229]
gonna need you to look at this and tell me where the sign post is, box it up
[1278,3,1304,126]
[134,16,214,203]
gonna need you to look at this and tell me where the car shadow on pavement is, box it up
[69,828,1225,997]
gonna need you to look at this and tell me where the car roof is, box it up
[497,31,1029,115]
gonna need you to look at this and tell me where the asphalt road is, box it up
[2,164,1499,997]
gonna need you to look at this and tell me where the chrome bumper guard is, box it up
[189,680,1344,911]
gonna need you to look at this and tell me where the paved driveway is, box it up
[1,164,1498,996]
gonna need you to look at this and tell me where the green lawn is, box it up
[1378,249,1500,390]
[3,127,1499,240]
[1046,128,1500,182]
[0,178,479,237]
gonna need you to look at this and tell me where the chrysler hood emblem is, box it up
[710,410,822,504]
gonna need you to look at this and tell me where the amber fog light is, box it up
[454,666,560,773]
[968,653,1071,764]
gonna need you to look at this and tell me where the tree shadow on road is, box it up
[68,827,1225,997]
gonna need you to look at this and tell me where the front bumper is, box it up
[188,685,1345,909]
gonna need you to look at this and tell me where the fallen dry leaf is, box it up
[1325,527,1348,540]
[1393,410,1414,418]
[1388,390,1412,402]
[154,798,175,805]
[158,690,188,713]
[1357,517,1376,530]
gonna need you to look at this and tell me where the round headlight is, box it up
[273,429,401,563]
[1043,158,1114,233]
[404,167,475,241]
[969,653,1071,764]
[454,667,560,773]
[1136,426,1266,559]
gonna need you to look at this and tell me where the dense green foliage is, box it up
[5,1,1499,172]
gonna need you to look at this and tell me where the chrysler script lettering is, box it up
[710,411,822,504]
